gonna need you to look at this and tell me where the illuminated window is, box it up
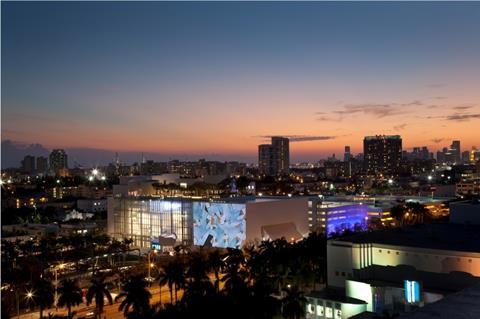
[335,309,342,319]
[307,304,315,314]
[316,305,324,316]
[326,307,333,318]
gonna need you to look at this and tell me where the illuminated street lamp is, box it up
[388,179,393,185]
[88,176,94,182]
[53,263,66,309]
[100,176,106,181]
[427,175,433,181]
[92,168,99,176]
[147,250,157,281]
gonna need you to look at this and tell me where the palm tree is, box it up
[208,250,225,293]
[57,279,83,319]
[391,202,430,225]
[221,249,248,300]
[170,259,186,303]
[281,286,306,319]
[34,278,55,319]
[157,263,176,304]
[86,276,113,319]
[115,275,151,318]
[183,252,214,302]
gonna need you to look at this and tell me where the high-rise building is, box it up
[462,150,471,163]
[271,136,290,174]
[344,146,351,162]
[451,140,461,164]
[363,135,402,176]
[21,155,35,174]
[49,149,68,174]
[258,137,290,175]
[258,144,275,176]
[470,147,480,163]
[36,156,48,173]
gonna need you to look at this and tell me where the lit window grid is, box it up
[113,198,192,248]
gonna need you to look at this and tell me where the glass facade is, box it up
[112,198,193,248]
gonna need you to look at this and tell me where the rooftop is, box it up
[333,223,480,253]
[399,282,480,319]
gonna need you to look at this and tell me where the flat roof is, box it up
[399,282,480,319]
[333,223,480,253]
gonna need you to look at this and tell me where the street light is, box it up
[427,175,433,181]
[92,168,99,176]
[147,250,157,281]
[53,263,66,309]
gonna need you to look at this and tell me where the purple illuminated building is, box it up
[325,204,369,237]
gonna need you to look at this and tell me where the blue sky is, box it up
[2,1,480,163]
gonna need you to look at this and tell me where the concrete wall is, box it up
[327,241,356,288]
[328,240,480,288]
[245,198,309,244]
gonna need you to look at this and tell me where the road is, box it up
[16,283,182,319]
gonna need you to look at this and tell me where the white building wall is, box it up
[327,241,356,288]
[245,198,309,244]
[328,240,480,288]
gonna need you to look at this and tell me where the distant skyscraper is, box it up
[258,144,274,176]
[49,149,68,174]
[363,135,402,176]
[451,140,461,164]
[344,146,351,162]
[462,150,470,163]
[271,136,290,174]
[36,156,48,173]
[21,155,35,174]
[258,137,290,175]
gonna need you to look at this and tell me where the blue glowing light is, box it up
[326,204,368,237]
[404,280,420,303]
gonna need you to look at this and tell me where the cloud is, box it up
[338,102,419,118]
[432,96,448,100]
[445,113,480,122]
[452,105,474,111]
[256,135,336,142]
[317,100,423,122]
[393,123,407,131]
[431,138,445,144]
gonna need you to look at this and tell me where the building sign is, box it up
[404,280,420,303]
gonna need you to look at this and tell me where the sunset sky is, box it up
[2,2,480,162]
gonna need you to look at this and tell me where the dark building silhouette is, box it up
[258,136,290,175]
[49,149,68,174]
[364,135,402,176]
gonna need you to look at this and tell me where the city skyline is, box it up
[2,2,480,162]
